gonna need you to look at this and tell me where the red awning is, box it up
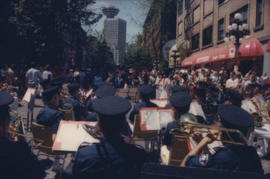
[182,39,264,67]
[181,44,235,67]
[267,40,270,52]
[239,38,264,57]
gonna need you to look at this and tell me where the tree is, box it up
[9,0,102,65]
[124,34,152,68]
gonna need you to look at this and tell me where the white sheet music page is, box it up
[159,108,174,129]
[22,88,36,103]
[140,108,160,131]
[52,121,99,152]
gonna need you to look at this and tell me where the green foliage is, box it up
[9,0,102,64]
[86,36,113,68]
[124,34,153,68]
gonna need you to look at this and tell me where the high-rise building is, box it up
[103,6,126,66]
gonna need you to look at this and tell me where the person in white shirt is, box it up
[225,72,238,89]
[25,62,41,88]
[41,65,53,80]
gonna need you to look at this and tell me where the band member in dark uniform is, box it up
[37,86,63,141]
[73,96,147,179]
[0,91,45,178]
[163,92,193,149]
[63,83,86,121]
[129,85,157,124]
[181,104,263,174]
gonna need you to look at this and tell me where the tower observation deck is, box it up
[102,6,120,18]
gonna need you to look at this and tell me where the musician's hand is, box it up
[204,130,219,144]
[121,135,134,144]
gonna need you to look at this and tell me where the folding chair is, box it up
[31,122,66,178]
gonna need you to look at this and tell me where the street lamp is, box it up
[171,51,180,71]
[224,13,250,57]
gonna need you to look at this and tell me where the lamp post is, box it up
[224,13,250,58]
[171,50,180,71]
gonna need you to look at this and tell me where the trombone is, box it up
[171,122,248,146]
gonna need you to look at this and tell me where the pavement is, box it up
[16,98,270,178]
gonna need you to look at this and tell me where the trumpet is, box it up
[171,122,248,146]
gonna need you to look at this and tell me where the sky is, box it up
[83,0,150,43]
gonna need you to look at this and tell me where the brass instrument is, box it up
[172,122,248,145]
[250,98,264,127]
[168,113,248,166]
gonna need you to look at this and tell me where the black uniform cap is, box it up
[50,76,65,87]
[171,85,186,94]
[95,84,116,98]
[169,92,193,109]
[218,104,254,129]
[93,96,131,116]
[42,87,59,102]
[68,83,80,93]
[224,88,243,101]
[139,85,154,96]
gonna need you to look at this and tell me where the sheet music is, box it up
[22,88,36,103]
[140,108,174,131]
[159,109,174,129]
[52,121,99,152]
[140,109,160,130]
[84,89,93,98]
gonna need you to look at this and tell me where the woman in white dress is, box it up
[155,73,170,99]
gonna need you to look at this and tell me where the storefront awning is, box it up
[181,39,264,67]
[238,38,264,57]
[267,40,270,52]
[181,44,235,67]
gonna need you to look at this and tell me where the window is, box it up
[218,18,224,41]
[185,0,190,9]
[192,33,200,50]
[179,0,183,15]
[218,0,225,5]
[203,26,212,46]
[230,5,248,24]
[256,0,263,27]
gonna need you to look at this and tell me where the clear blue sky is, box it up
[83,0,150,43]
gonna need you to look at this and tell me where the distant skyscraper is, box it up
[103,6,126,66]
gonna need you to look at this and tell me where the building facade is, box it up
[104,18,126,66]
[176,0,270,75]
[103,6,126,66]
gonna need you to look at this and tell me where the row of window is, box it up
[179,0,263,27]
[189,1,263,50]
[191,25,212,50]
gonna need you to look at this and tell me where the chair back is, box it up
[58,103,75,121]
[169,135,190,166]
[32,122,55,154]
[128,88,139,103]
[116,88,129,98]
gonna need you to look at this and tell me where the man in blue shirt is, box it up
[37,86,64,141]
[73,96,147,179]
[129,85,157,124]
[181,104,263,174]
[0,91,46,178]
[63,83,86,121]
